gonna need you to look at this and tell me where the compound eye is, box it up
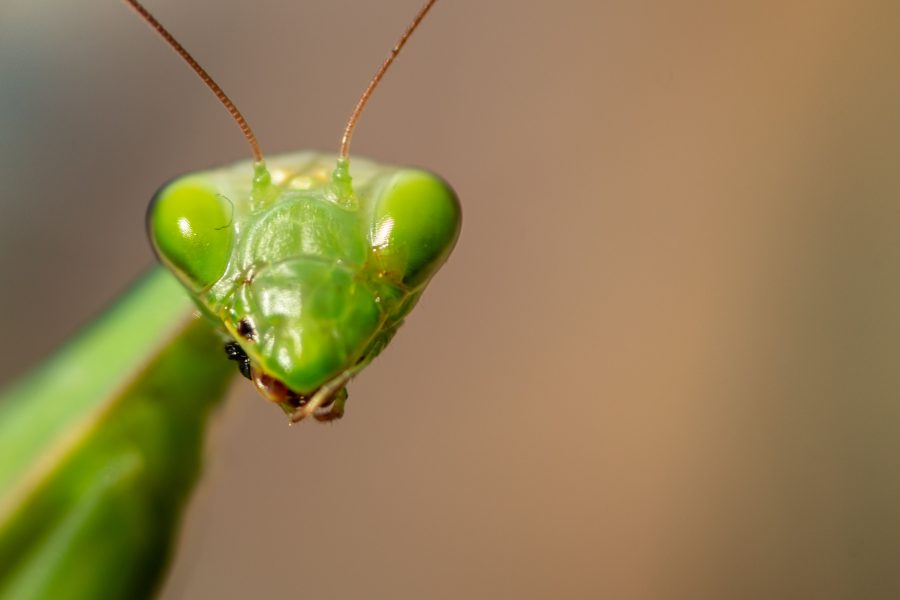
[370,170,461,288]
[148,177,233,291]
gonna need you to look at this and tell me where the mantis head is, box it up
[147,158,460,421]
[130,0,452,422]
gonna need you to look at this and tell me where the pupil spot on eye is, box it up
[237,318,256,339]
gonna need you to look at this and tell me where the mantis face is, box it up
[147,153,460,421]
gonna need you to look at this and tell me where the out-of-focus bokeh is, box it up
[2,1,900,598]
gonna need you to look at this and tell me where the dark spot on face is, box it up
[224,341,252,380]
[237,318,256,340]
[284,391,308,409]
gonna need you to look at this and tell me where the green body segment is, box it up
[0,269,233,599]
[149,152,461,407]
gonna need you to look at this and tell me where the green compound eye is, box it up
[148,177,234,291]
[370,170,461,289]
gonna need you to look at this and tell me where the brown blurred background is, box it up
[3,1,900,598]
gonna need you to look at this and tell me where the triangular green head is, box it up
[147,152,460,421]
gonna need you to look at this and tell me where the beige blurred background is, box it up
[3,1,900,598]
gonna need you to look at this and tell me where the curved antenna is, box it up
[123,0,263,163]
[339,0,439,160]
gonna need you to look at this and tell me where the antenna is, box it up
[123,0,264,163]
[339,0,439,160]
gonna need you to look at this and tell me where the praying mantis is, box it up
[0,1,459,598]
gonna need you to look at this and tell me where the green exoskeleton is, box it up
[137,0,460,423]
[151,153,459,422]
[0,1,457,597]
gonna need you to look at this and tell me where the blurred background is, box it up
[2,0,900,598]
